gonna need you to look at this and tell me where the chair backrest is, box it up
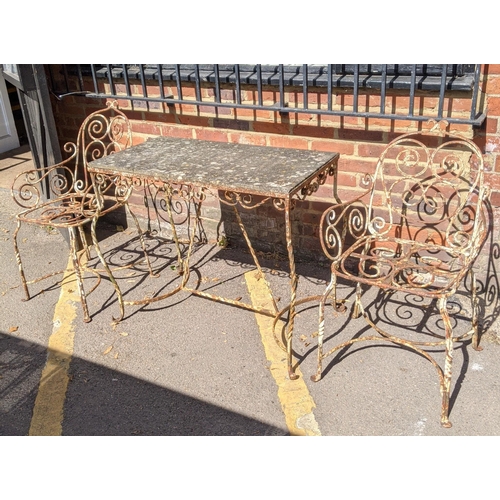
[71,100,132,193]
[366,121,488,260]
[11,101,132,210]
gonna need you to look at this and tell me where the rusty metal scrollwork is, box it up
[272,198,286,211]
[320,176,373,261]
[218,191,270,210]
[313,121,489,428]
[10,101,152,324]
[298,164,336,200]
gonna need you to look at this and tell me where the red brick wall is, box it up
[47,65,500,261]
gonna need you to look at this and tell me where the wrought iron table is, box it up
[88,136,339,379]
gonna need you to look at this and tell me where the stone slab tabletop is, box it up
[89,136,339,198]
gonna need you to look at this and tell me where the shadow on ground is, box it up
[0,330,286,436]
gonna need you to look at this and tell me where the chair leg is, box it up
[90,216,125,323]
[469,269,483,352]
[125,202,157,277]
[69,227,91,323]
[352,282,363,319]
[77,225,91,261]
[311,273,337,382]
[438,297,453,428]
[13,220,30,301]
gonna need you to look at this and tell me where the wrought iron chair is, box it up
[10,101,153,323]
[314,121,489,427]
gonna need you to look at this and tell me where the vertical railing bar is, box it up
[303,64,308,110]
[157,64,165,100]
[353,64,359,113]
[138,64,148,111]
[76,65,84,92]
[90,65,99,94]
[62,65,70,94]
[470,64,482,121]
[437,64,448,119]
[194,64,201,102]
[122,64,131,97]
[380,64,387,115]
[327,64,333,111]
[47,65,56,93]
[279,64,285,109]
[175,64,183,100]
[139,64,148,97]
[235,64,241,105]
[409,64,416,117]
[78,63,483,125]
[214,64,221,103]
[106,64,115,95]
[257,64,263,106]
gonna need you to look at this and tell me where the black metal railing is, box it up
[47,64,486,126]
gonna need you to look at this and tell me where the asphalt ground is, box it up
[1,146,499,496]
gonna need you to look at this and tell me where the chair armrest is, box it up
[11,143,79,209]
[320,175,373,261]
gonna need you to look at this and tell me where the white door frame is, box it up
[0,71,20,154]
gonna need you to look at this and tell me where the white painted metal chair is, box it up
[314,121,489,427]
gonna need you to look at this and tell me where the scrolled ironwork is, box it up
[298,163,336,200]
[319,188,372,261]
[11,164,77,209]
[323,223,342,261]
[272,198,286,211]
[219,191,270,210]
[10,101,153,324]
[313,120,490,428]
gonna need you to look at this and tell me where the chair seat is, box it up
[16,194,97,228]
[333,235,467,298]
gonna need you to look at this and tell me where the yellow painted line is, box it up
[29,255,79,436]
[245,270,321,436]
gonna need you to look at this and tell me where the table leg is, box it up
[164,185,185,274]
[182,196,277,317]
[124,187,198,306]
[285,198,299,380]
[232,205,279,313]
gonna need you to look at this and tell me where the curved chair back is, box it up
[71,100,132,195]
[11,101,132,211]
[366,122,488,263]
